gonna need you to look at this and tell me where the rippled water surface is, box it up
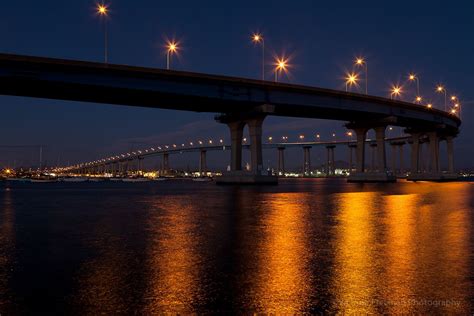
[0,179,473,314]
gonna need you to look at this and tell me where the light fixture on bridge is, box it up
[252,33,265,80]
[274,56,289,82]
[427,103,433,108]
[316,134,320,140]
[344,72,359,92]
[390,85,403,100]
[408,73,421,99]
[209,140,213,144]
[436,85,448,111]
[354,57,368,94]
[299,135,305,140]
[166,40,179,70]
[95,3,110,64]
[415,96,423,103]
[219,139,223,144]
[268,136,273,142]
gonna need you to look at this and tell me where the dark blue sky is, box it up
[1,0,473,169]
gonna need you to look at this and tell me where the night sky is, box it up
[1,0,473,170]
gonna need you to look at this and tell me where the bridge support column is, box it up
[375,126,387,172]
[162,153,169,175]
[277,147,285,175]
[137,157,143,175]
[326,145,335,176]
[248,117,264,175]
[399,144,404,175]
[446,136,455,174]
[391,143,397,174]
[348,144,356,173]
[303,146,311,176]
[216,115,277,184]
[347,125,395,183]
[410,133,421,175]
[199,150,207,176]
[228,121,244,172]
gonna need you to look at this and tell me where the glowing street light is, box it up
[166,40,179,70]
[408,73,422,103]
[345,72,359,92]
[415,96,423,103]
[436,85,447,111]
[274,57,288,82]
[316,134,320,141]
[427,103,433,108]
[268,136,273,142]
[354,57,368,94]
[252,33,265,80]
[96,3,109,63]
[299,135,305,141]
[390,85,403,100]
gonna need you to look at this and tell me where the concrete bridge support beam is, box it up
[303,146,311,176]
[199,150,207,176]
[446,136,455,174]
[217,115,276,184]
[326,145,335,176]
[428,132,440,173]
[228,121,244,172]
[410,133,421,175]
[162,153,169,175]
[399,145,404,175]
[248,117,264,175]
[375,126,387,172]
[354,128,367,173]
[277,147,285,175]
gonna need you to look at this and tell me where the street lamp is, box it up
[96,3,109,63]
[390,85,403,100]
[166,40,179,70]
[252,33,265,80]
[344,72,359,92]
[274,57,288,82]
[354,57,368,94]
[299,135,305,141]
[436,85,447,111]
[408,73,421,103]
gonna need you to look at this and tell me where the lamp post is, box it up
[274,57,288,82]
[408,73,422,103]
[252,33,265,80]
[96,4,109,63]
[166,41,178,70]
[345,72,359,92]
[390,85,403,100]
[436,85,447,111]
[355,57,368,94]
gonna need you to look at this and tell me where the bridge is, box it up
[0,54,461,183]
[56,136,416,179]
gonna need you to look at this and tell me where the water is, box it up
[0,179,472,314]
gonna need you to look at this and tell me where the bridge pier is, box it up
[303,146,311,176]
[199,150,207,176]
[216,114,277,184]
[407,130,458,181]
[348,144,356,173]
[161,153,169,176]
[326,145,335,176]
[277,147,285,175]
[347,124,396,183]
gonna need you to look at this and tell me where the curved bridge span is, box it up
[0,54,461,183]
